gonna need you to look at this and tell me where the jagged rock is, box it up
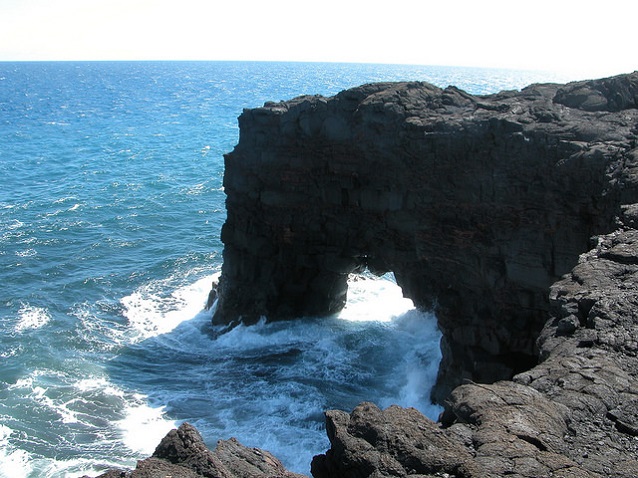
[92,423,305,478]
[513,224,638,477]
[311,402,483,478]
[214,71,638,399]
[313,222,638,477]
[96,72,638,478]
[312,388,599,478]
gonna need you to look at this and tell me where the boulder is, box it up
[91,423,305,478]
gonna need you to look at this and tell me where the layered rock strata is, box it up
[215,72,638,399]
[94,73,638,478]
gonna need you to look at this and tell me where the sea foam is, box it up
[14,304,51,333]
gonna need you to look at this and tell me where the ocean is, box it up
[0,61,572,477]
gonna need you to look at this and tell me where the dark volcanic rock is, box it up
[313,215,638,477]
[311,402,484,478]
[94,72,638,478]
[215,71,638,399]
[92,423,305,478]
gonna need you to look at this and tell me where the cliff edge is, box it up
[215,71,638,400]
[95,73,638,477]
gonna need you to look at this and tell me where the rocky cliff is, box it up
[312,215,638,477]
[95,73,638,478]
[96,227,638,476]
[214,71,638,400]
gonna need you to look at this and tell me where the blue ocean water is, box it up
[0,61,572,477]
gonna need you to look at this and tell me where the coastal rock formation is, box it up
[214,71,638,399]
[313,211,638,477]
[94,73,638,478]
[91,422,304,478]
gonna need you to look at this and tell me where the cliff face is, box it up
[95,73,638,478]
[312,217,638,477]
[214,72,638,399]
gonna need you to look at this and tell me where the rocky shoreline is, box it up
[311,212,638,477]
[92,220,638,477]
[93,72,638,476]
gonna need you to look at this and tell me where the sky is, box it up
[0,0,635,79]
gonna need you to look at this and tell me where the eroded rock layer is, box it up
[215,72,638,398]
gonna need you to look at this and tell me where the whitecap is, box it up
[14,304,51,333]
[0,425,32,478]
[116,395,176,455]
[53,196,78,205]
[15,248,36,258]
[184,182,206,195]
[120,272,219,343]
[7,219,24,230]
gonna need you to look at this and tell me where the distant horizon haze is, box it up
[0,0,635,81]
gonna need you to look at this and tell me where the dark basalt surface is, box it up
[94,72,638,477]
[89,422,305,478]
[214,71,638,400]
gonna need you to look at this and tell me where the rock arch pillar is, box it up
[213,77,635,400]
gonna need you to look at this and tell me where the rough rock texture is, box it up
[95,74,638,478]
[91,423,305,478]
[215,71,638,399]
[314,211,638,477]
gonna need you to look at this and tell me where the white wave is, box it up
[339,272,414,322]
[7,219,24,230]
[24,457,113,478]
[2,368,176,476]
[14,304,51,333]
[120,272,219,343]
[53,196,78,205]
[174,273,442,474]
[14,248,37,258]
[0,425,32,478]
[75,377,126,398]
[8,370,80,425]
[116,395,176,455]
[184,182,206,195]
